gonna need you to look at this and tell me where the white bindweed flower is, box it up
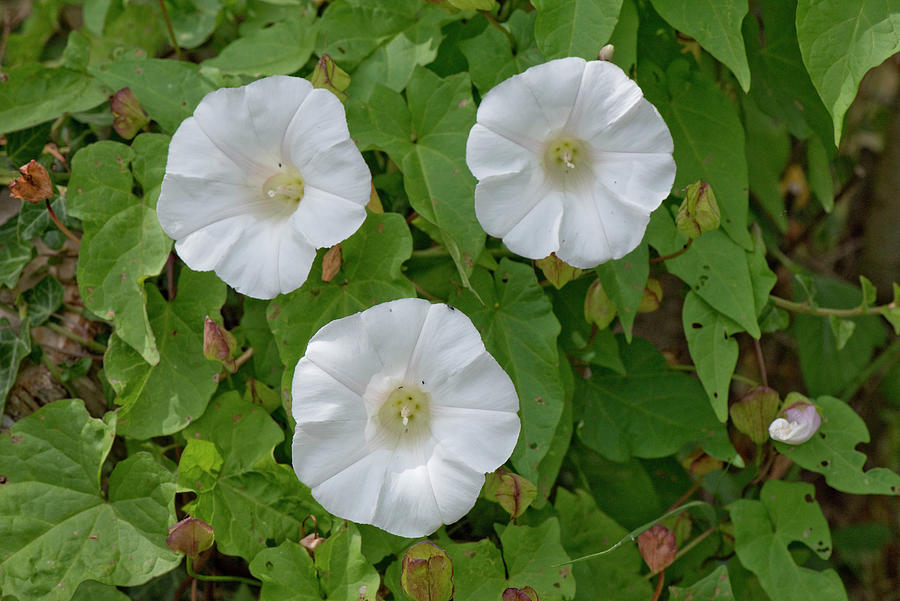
[158,76,371,299]
[768,402,822,445]
[466,57,676,268]
[291,298,521,537]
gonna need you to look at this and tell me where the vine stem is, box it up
[649,239,692,264]
[158,0,182,60]
[769,294,895,318]
[44,321,107,353]
[45,198,81,247]
[650,570,665,601]
[185,555,261,587]
[752,337,768,388]
[480,9,516,52]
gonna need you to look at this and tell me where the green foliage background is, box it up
[2,0,900,600]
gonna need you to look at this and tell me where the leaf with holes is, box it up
[0,400,179,601]
[449,259,564,482]
[775,396,900,496]
[180,392,329,561]
[683,291,740,422]
[729,480,847,601]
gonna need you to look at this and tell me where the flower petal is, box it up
[502,192,564,260]
[370,439,444,537]
[556,183,650,268]
[427,448,489,526]
[289,186,367,248]
[283,89,354,169]
[430,405,520,473]
[465,124,537,180]
[593,151,675,212]
[303,311,384,396]
[474,169,549,238]
[165,118,246,184]
[193,76,312,179]
[430,352,519,413]
[174,215,250,271]
[589,98,674,154]
[291,358,368,425]
[564,60,643,140]
[358,298,431,379]
[213,218,316,299]
[406,304,488,387]
[293,138,371,206]
[476,57,585,151]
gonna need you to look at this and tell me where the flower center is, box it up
[543,137,589,178]
[262,170,305,206]
[378,385,431,437]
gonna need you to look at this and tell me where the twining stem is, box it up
[185,555,261,587]
[158,0,182,60]
[650,570,665,601]
[45,198,81,247]
[649,239,693,264]
[839,336,900,400]
[770,294,896,318]
[406,274,440,302]
[480,10,516,52]
[44,321,107,354]
[752,337,768,388]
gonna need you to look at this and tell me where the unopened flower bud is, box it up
[111,87,149,140]
[536,253,581,289]
[9,160,53,203]
[637,278,663,313]
[676,180,720,239]
[584,279,616,329]
[769,394,821,444]
[166,517,214,557]
[503,586,540,601]
[321,244,342,283]
[729,386,780,444]
[401,541,454,601]
[203,316,238,372]
[597,44,615,62]
[637,524,676,573]
[311,53,350,102]
[680,446,722,477]
[483,467,537,518]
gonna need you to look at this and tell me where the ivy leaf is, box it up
[641,61,752,249]
[105,268,226,439]
[459,10,545,95]
[595,243,649,341]
[649,0,750,91]
[202,10,317,76]
[89,59,216,133]
[0,219,32,289]
[532,0,623,60]
[576,337,730,462]
[683,291,740,422]
[669,565,735,600]
[450,259,564,482]
[317,0,423,71]
[68,139,172,365]
[0,318,30,415]
[181,392,328,561]
[796,0,900,145]
[24,275,65,327]
[775,396,900,495]
[649,210,759,337]
[0,64,109,134]
[555,488,652,601]
[267,212,414,369]
[729,480,848,601]
[402,68,485,289]
[0,400,179,601]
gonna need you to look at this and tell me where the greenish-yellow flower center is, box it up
[262,170,305,206]
[543,137,588,178]
[378,385,431,436]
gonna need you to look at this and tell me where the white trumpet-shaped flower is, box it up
[158,76,371,299]
[466,57,676,268]
[291,298,521,537]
